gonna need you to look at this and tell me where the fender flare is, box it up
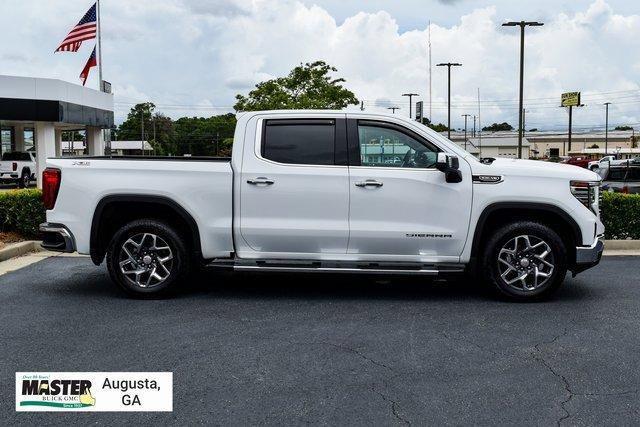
[469,202,583,261]
[90,194,202,265]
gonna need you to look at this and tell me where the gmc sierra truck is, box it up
[40,110,604,300]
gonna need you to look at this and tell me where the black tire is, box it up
[18,170,29,188]
[106,219,190,298]
[480,221,568,301]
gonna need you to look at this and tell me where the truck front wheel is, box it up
[106,219,190,297]
[481,221,568,301]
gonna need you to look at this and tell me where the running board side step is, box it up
[207,259,465,276]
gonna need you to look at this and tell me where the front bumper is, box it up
[39,223,76,253]
[573,237,604,274]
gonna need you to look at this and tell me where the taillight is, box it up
[12,162,17,171]
[42,168,61,210]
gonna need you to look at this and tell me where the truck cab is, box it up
[40,110,604,301]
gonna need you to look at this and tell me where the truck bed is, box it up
[45,156,234,259]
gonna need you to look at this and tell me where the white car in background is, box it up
[587,155,628,171]
[0,151,36,188]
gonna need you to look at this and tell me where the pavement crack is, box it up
[440,332,497,356]
[371,385,411,425]
[532,328,573,426]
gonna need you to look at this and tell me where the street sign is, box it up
[415,101,423,121]
[561,92,580,107]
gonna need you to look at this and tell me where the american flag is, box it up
[55,3,97,52]
[79,46,97,86]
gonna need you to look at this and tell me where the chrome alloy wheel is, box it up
[497,235,555,291]
[119,233,174,288]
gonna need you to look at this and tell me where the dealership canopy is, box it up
[0,75,114,186]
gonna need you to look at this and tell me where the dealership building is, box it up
[0,75,113,187]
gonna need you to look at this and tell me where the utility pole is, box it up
[522,108,526,139]
[387,106,400,114]
[604,102,611,155]
[462,114,471,151]
[565,103,584,155]
[436,62,462,139]
[140,110,145,155]
[473,115,477,137]
[502,20,544,159]
[428,21,432,122]
[402,93,419,120]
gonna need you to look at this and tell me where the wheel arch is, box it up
[90,194,202,266]
[469,202,582,271]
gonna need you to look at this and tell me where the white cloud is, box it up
[0,0,638,129]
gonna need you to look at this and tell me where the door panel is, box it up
[239,116,350,255]
[347,119,472,259]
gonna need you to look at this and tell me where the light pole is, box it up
[502,20,543,159]
[462,114,471,151]
[402,93,419,120]
[436,62,462,140]
[604,102,611,155]
[388,106,400,114]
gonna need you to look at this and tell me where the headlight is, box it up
[570,181,600,215]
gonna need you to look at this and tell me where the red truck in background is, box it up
[561,156,591,169]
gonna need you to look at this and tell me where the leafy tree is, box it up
[615,125,633,131]
[528,128,538,132]
[234,60,359,111]
[482,122,514,132]
[589,144,600,149]
[115,102,157,141]
[427,122,450,132]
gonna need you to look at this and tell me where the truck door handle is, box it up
[355,180,383,188]
[247,177,275,185]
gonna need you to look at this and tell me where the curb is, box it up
[0,241,43,262]
[604,240,640,250]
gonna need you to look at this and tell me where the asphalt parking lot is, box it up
[1,255,639,425]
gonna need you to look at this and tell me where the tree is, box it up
[115,102,157,141]
[589,144,599,149]
[615,125,633,131]
[234,60,359,111]
[482,122,514,132]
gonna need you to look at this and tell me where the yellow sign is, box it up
[561,92,581,107]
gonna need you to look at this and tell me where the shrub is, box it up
[600,191,640,239]
[0,189,45,237]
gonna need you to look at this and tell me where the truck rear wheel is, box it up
[106,219,190,297]
[18,170,30,188]
[481,221,567,301]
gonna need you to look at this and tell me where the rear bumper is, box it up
[573,237,604,274]
[0,172,18,180]
[39,223,76,253]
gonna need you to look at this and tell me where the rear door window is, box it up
[626,168,640,182]
[262,119,335,166]
[607,168,627,181]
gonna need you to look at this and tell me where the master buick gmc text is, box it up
[40,111,604,301]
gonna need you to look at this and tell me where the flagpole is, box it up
[97,0,103,91]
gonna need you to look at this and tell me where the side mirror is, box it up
[436,153,463,183]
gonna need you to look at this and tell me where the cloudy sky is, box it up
[1,0,639,130]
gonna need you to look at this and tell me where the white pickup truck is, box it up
[587,155,629,171]
[40,110,604,301]
[0,151,36,188]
